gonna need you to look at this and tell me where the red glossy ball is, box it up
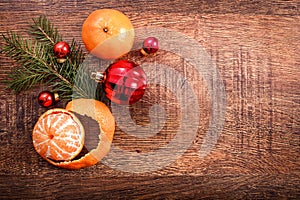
[142,37,159,55]
[104,60,147,105]
[38,91,57,108]
[53,41,70,58]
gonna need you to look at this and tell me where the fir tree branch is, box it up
[29,15,62,45]
[1,32,89,100]
[2,32,53,92]
[1,15,95,102]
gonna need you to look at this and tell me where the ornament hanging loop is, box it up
[90,71,105,83]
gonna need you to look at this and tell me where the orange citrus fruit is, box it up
[82,9,134,60]
[32,99,115,170]
[32,108,85,161]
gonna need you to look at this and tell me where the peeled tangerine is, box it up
[32,99,115,170]
[82,9,135,60]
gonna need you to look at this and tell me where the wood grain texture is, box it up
[0,0,299,199]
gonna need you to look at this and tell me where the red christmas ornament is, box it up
[53,41,70,59]
[104,60,147,105]
[38,91,59,108]
[141,37,159,56]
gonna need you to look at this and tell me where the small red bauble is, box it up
[104,60,147,105]
[53,41,70,58]
[141,37,159,56]
[38,91,59,108]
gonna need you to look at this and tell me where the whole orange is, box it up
[82,9,134,60]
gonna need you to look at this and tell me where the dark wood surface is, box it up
[0,0,299,199]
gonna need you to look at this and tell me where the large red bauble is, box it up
[104,60,147,105]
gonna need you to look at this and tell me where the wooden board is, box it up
[0,0,299,199]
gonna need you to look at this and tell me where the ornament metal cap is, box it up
[56,58,67,63]
[54,92,60,102]
[140,48,149,56]
[90,71,105,82]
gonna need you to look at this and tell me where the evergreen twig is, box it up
[29,15,62,45]
[1,15,95,102]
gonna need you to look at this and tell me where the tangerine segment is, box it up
[32,109,85,161]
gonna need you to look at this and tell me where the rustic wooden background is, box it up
[0,0,299,199]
